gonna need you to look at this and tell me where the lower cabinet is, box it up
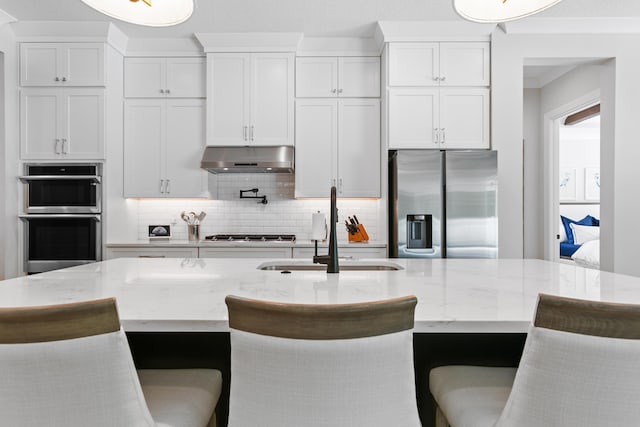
[198,247,292,258]
[292,246,387,259]
[106,247,199,259]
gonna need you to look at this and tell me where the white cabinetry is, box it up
[292,246,386,259]
[207,53,294,146]
[124,99,206,197]
[295,98,380,198]
[20,88,105,159]
[124,57,205,98]
[296,57,380,98]
[388,42,489,87]
[20,43,105,86]
[389,87,489,149]
[199,247,292,258]
[106,247,198,260]
[387,41,490,150]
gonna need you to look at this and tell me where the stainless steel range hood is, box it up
[200,146,294,173]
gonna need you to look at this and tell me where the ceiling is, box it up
[2,0,640,39]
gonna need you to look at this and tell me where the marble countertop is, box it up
[106,240,387,248]
[1,258,638,333]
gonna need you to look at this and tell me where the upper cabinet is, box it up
[388,42,490,87]
[124,57,205,98]
[296,57,380,98]
[20,88,105,159]
[20,43,105,87]
[207,53,294,146]
[295,98,380,198]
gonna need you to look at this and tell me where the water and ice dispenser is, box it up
[406,214,432,249]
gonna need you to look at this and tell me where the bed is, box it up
[559,210,600,269]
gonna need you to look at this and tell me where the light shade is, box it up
[81,0,194,27]
[453,0,563,23]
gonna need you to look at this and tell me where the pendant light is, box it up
[453,0,563,23]
[81,0,194,27]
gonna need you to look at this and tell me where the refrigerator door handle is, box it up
[433,128,439,144]
[441,128,446,144]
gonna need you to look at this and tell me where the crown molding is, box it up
[0,8,17,26]
[501,17,640,34]
[376,21,495,42]
[10,21,128,54]
[296,37,379,57]
[195,32,303,53]
[126,37,204,56]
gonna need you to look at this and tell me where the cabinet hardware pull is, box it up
[440,76,446,82]
[332,89,337,93]
[433,77,440,81]
[55,138,61,154]
[55,77,60,82]
[165,179,170,194]
[61,138,67,154]
[160,179,165,193]
[433,128,439,144]
[166,89,170,94]
[441,128,446,143]
[338,89,343,94]
[139,255,166,258]
[332,178,336,187]
[243,126,248,141]
[339,178,343,193]
[250,125,254,141]
[62,77,67,82]
[160,89,165,94]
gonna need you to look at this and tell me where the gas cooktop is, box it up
[204,234,296,242]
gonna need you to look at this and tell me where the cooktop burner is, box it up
[204,234,296,242]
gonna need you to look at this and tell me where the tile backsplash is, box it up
[135,174,382,242]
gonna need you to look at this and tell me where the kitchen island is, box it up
[2,257,638,427]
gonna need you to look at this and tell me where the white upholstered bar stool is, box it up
[225,294,422,427]
[429,293,640,427]
[0,298,222,427]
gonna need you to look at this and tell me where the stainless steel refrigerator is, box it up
[389,150,498,258]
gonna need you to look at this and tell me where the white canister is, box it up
[311,211,327,241]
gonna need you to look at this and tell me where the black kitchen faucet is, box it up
[312,186,339,273]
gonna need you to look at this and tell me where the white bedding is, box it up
[571,239,600,269]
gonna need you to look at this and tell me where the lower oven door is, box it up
[19,214,102,274]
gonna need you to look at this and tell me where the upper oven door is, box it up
[19,164,102,213]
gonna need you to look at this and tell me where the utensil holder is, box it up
[187,224,200,241]
[348,224,369,242]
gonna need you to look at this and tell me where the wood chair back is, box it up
[0,298,120,344]
[225,294,417,339]
[534,293,640,339]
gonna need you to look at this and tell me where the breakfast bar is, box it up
[2,258,639,427]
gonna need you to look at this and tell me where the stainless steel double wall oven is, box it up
[19,164,102,273]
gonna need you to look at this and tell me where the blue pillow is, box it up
[589,215,600,226]
[561,215,596,244]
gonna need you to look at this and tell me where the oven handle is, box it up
[18,175,101,183]
[19,214,101,221]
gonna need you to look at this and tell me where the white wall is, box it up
[493,31,640,276]
[523,88,542,258]
[0,24,19,279]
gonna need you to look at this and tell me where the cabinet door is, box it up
[166,58,206,98]
[388,88,439,149]
[63,88,105,159]
[124,58,166,98]
[207,54,250,145]
[339,57,380,97]
[337,99,380,197]
[199,247,292,258]
[165,99,207,197]
[388,43,439,86]
[294,99,337,198]
[64,43,105,86]
[251,53,294,146]
[295,57,338,97]
[20,44,61,86]
[439,42,490,86]
[106,247,198,259]
[20,89,62,159]
[439,88,490,149]
[124,99,164,197]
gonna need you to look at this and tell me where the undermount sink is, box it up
[257,260,404,271]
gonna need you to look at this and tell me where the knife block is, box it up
[348,224,369,242]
